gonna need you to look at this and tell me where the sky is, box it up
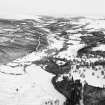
[0,0,104,18]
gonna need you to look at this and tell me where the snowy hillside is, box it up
[0,16,105,105]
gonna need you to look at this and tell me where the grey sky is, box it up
[0,0,104,18]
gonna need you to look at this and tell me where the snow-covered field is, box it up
[0,64,65,105]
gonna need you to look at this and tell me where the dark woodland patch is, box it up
[83,84,105,105]
[34,57,71,75]
[52,76,82,105]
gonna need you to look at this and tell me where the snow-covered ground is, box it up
[0,64,65,105]
[0,16,105,105]
[92,44,105,51]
